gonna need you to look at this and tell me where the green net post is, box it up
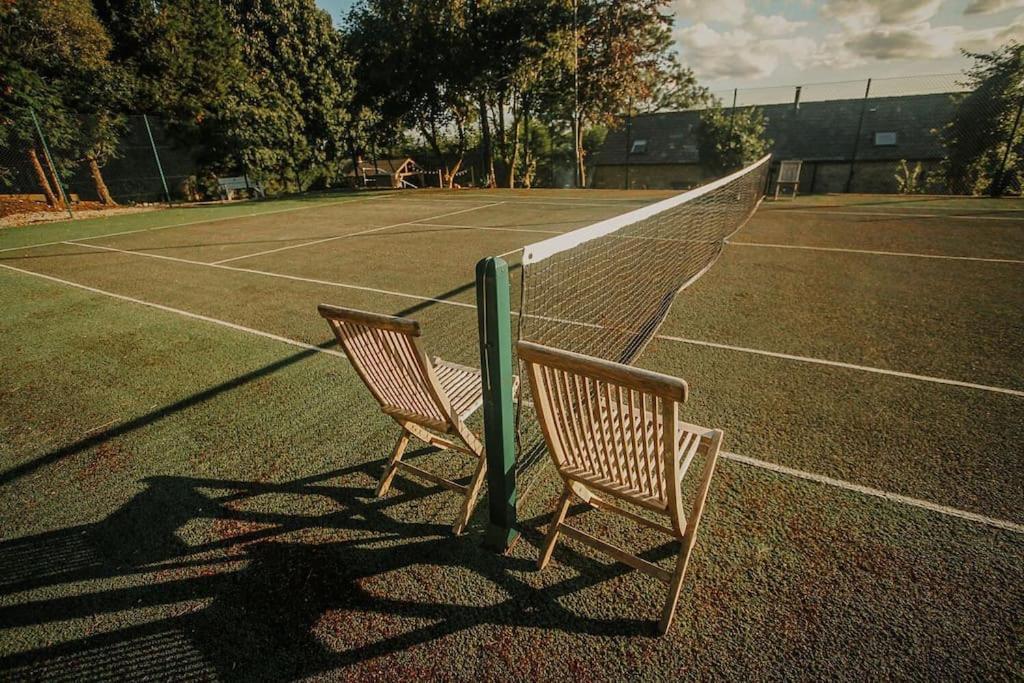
[476,256,519,552]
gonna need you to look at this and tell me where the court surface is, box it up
[1,189,1021,679]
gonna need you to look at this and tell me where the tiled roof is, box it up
[597,92,957,165]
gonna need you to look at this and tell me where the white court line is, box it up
[47,239,1024,399]
[0,193,394,256]
[65,241,479,309]
[2,260,1020,535]
[719,451,1024,534]
[210,202,503,264]
[0,263,346,359]
[389,196,651,209]
[660,335,1024,398]
[411,222,563,235]
[766,208,1024,221]
[730,241,1024,265]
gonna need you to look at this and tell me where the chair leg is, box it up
[658,535,697,635]
[452,452,487,535]
[537,484,574,570]
[376,432,410,497]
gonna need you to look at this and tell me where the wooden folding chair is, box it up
[518,340,724,635]
[319,304,514,534]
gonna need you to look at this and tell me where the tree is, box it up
[1,0,125,205]
[221,0,353,192]
[939,43,1024,196]
[697,103,771,176]
[346,0,476,188]
[546,0,678,186]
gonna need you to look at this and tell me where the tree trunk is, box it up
[87,156,117,205]
[27,148,59,207]
[522,105,533,189]
[478,93,495,187]
[508,102,521,189]
[576,116,587,188]
[44,153,65,206]
[447,157,464,189]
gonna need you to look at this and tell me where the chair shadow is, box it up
[0,458,675,680]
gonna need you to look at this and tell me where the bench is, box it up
[216,176,265,200]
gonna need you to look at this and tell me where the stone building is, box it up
[591,92,957,193]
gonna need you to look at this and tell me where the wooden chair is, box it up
[319,304,514,534]
[773,159,802,199]
[518,340,724,635]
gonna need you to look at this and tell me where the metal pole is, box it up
[992,92,1024,197]
[30,107,73,219]
[572,0,580,188]
[624,106,632,190]
[846,78,872,193]
[726,87,738,153]
[476,256,518,552]
[143,114,172,207]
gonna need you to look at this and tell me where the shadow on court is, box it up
[0,461,676,680]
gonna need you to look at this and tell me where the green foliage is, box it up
[697,104,771,177]
[939,43,1024,196]
[346,0,477,185]
[894,160,925,194]
[0,0,124,183]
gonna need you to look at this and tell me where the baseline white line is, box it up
[0,193,394,256]
[720,450,1024,534]
[3,261,1020,534]
[659,334,1024,397]
[210,202,503,264]
[730,241,1024,265]
[0,263,346,359]
[766,208,1024,221]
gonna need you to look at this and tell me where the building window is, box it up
[874,131,897,146]
[630,139,648,154]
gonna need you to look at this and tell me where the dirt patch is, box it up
[0,199,159,228]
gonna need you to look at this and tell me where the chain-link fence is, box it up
[0,109,248,221]
[599,73,1023,196]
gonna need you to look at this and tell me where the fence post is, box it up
[624,108,632,190]
[726,88,738,155]
[143,114,172,207]
[475,256,518,552]
[992,92,1024,197]
[845,78,872,193]
[30,107,73,219]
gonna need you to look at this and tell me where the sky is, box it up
[314,0,1024,90]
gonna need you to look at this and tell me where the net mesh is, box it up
[511,155,771,494]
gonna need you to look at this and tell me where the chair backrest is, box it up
[518,341,689,513]
[778,160,802,183]
[319,304,453,432]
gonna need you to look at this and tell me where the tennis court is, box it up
[0,187,1021,678]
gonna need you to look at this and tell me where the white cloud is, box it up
[676,21,820,79]
[965,0,1024,14]
[749,14,808,36]
[822,0,942,29]
[673,0,748,25]
[840,16,1024,61]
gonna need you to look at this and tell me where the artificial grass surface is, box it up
[663,245,1024,389]
[0,192,395,253]
[2,189,1022,678]
[1,270,1022,679]
[739,210,1024,260]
